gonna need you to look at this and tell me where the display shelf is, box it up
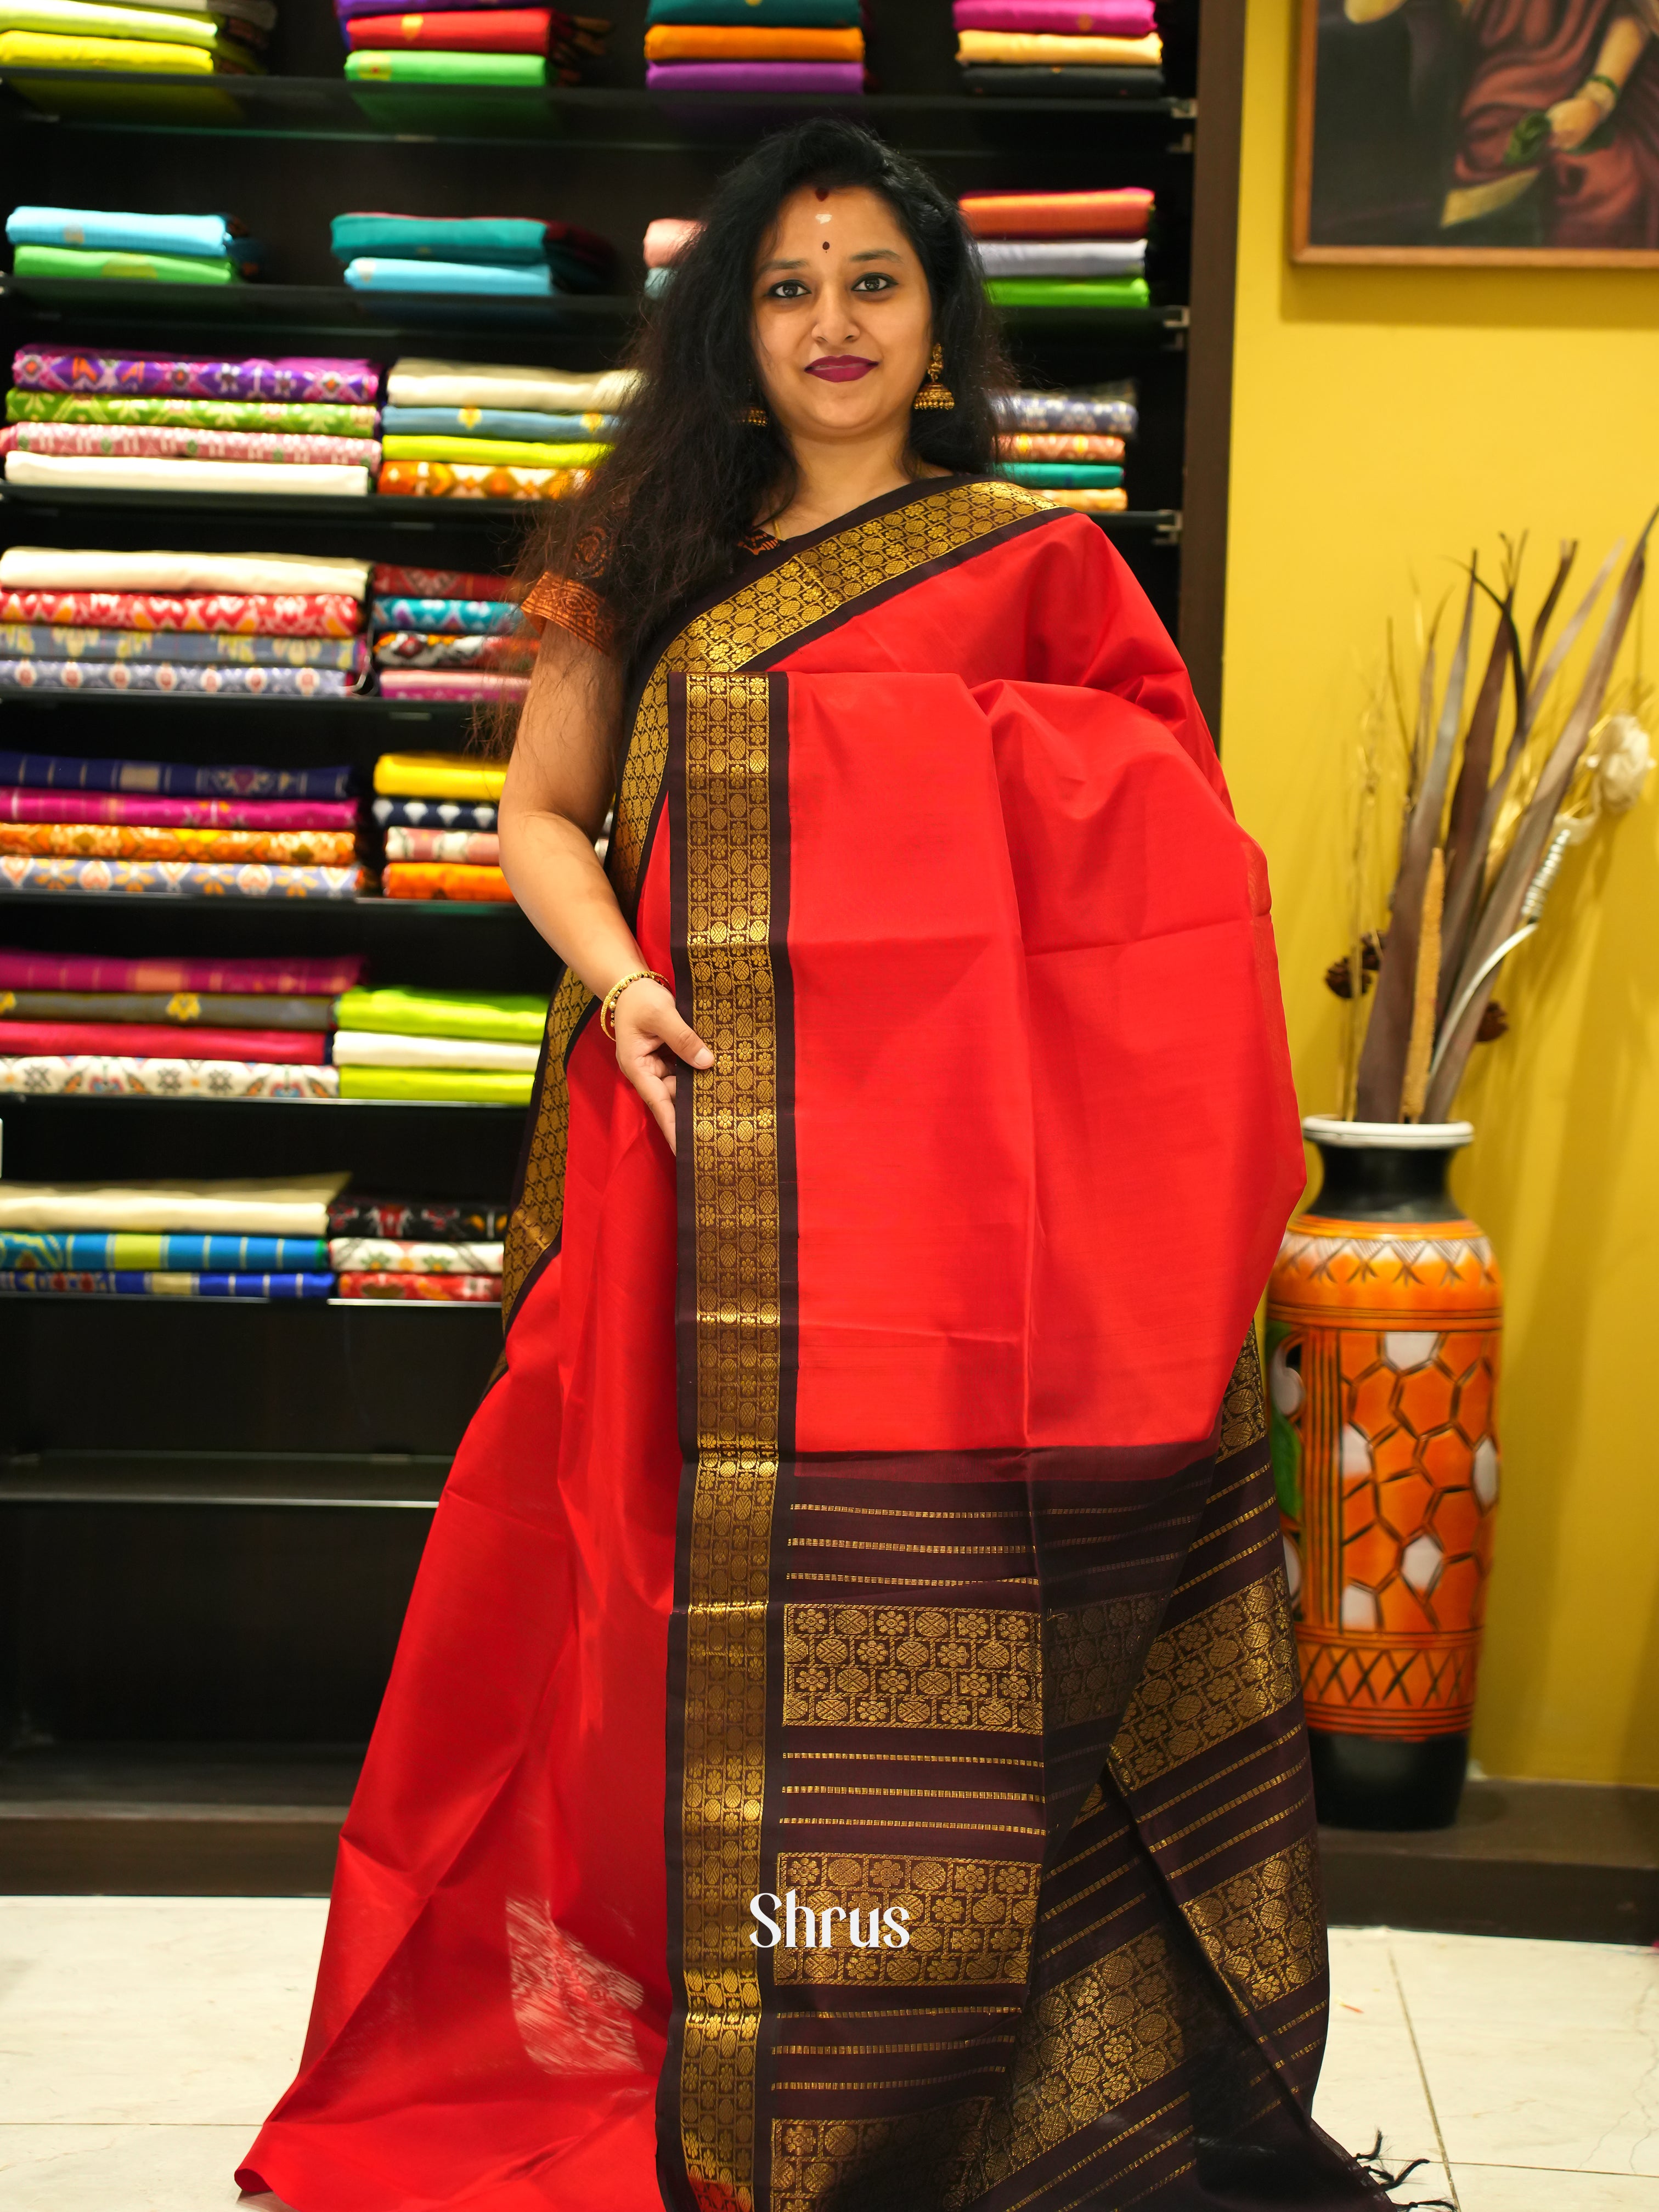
[0,1447,450,1504]
[0,75,1193,150]
[0,689,475,718]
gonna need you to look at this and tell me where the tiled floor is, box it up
[0,1900,1654,2208]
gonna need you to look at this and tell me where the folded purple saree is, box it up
[645,59,864,90]
[10,348,380,405]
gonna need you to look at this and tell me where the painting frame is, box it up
[1291,0,1659,267]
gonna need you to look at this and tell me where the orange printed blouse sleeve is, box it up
[521,570,617,658]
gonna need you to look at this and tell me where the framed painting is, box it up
[1293,0,1659,264]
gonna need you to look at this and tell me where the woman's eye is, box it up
[768,279,810,300]
[851,273,896,292]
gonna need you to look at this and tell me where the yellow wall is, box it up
[1223,0,1659,1784]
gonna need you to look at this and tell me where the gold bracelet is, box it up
[599,967,669,1037]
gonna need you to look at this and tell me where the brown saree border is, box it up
[500,476,1062,1337]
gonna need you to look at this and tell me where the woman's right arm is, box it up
[498,617,711,1152]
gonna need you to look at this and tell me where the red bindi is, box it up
[815,188,829,201]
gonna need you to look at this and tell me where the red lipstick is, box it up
[806,356,877,382]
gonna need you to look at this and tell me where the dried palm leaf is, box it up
[1424,518,1654,1120]
[1402,848,1444,1120]
[1438,588,1521,1017]
[1356,566,1475,1120]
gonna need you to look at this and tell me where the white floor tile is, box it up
[0,1898,326,2126]
[1391,1931,1659,2177]
[0,2124,249,2211]
[1453,2165,1659,2210]
[1316,1926,1453,2198]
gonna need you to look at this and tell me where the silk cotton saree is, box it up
[240,478,1388,2212]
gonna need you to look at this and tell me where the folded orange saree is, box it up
[642,21,863,58]
[960,185,1155,238]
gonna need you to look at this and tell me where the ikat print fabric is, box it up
[0,856,363,896]
[0,589,364,636]
[0,1232,329,1269]
[11,348,379,403]
[0,1270,335,1296]
[0,1056,342,1096]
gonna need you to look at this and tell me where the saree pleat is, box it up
[242,477,1381,2212]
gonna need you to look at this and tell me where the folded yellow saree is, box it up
[955,28,1162,62]
[372,753,507,802]
[0,25,251,64]
[642,21,863,58]
[379,436,609,469]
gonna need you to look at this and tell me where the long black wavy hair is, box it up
[510,115,1008,680]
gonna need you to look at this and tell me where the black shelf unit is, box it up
[0,0,1244,1879]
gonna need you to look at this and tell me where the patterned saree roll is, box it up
[335,1269,503,1300]
[371,754,505,801]
[0,822,359,863]
[327,1197,510,1240]
[0,791,358,829]
[0,625,366,670]
[371,631,527,672]
[0,856,363,896]
[0,1056,342,1096]
[0,1270,336,1296]
[376,671,528,703]
[0,1231,329,1269]
[0,952,363,995]
[328,1235,505,1273]
[0,588,365,635]
[383,827,499,864]
[5,395,378,435]
[382,860,513,899]
[10,348,381,404]
[0,990,336,1028]
[371,597,522,635]
[376,459,588,500]
[0,1018,327,1062]
[0,659,359,696]
[370,797,498,831]
[1,422,381,467]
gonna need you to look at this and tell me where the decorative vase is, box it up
[1266,1117,1503,1830]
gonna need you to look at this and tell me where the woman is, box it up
[241,120,1389,2212]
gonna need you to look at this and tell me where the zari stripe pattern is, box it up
[500,478,1059,1330]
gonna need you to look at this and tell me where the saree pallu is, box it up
[0,589,365,635]
[0,1055,340,1096]
[0,855,361,896]
[5,392,379,433]
[242,478,1386,2212]
[10,346,379,403]
[0,625,366,672]
[0,657,359,696]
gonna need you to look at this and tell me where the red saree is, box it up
[240,478,1386,2212]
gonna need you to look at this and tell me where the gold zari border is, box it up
[503,479,1054,1325]
[678,671,784,2211]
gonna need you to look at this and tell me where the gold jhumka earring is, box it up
[740,388,769,427]
[912,343,955,411]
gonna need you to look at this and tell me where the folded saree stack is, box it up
[368,561,528,704]
[337,0,607,84]
[330,984,544,1103]
[329,1190,508,1299]
[0,543,372,694]
[0,744,365,902]
[952,0,1164,96]
[643,0,865,97]
[963,185,1153,313]
[3,347,381,495]
[370,752,512,864]
[641,213,698,298]
[376,357,630,500]
[0,954,356,1095]
[992,379,1138,510]
[330,212,614,301]
[0,0,273,74]
[5,205,264,286]
[0,1171,345,1295]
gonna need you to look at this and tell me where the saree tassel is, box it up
[1355,2132,1457,2209]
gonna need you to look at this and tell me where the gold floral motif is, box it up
[771,2107,986,2212]
[1182,1836,1324,2008]
[782,1603,1042,1733]
[771,1851,1040,1988]
[1216,1335,1268,1459]
[506,480,1057,1322]
[947,1924,1212,2200]
[678,672,782,2212]
[1043,1592,1165,1730]
[1109,1575,1300,1792]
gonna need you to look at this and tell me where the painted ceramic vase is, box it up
[1266,1117,1503,1830]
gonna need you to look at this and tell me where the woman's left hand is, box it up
[1548,94,1609,149]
